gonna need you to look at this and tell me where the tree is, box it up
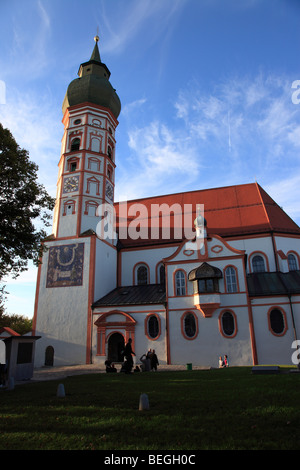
[0,313,32,335]
[0,123,55,285]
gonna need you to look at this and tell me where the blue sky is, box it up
[1,0,300,318]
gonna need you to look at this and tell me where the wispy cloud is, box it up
[4,0,51,82]
[122,98,147,117]
[97,0,187,56]
[115,119,200,201]
[117,72,300,224]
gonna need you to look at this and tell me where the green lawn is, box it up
[1,367,300,450]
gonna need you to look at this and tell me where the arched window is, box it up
[175,270,186,296]
[225,266,238,293]
[288,253,298,271]
[183,312,197,339]
[221,311,236,337]
[45,346,54,366]
[71,137,80,151]
[252,255,265,273]
[137,265,148,285]
[159,264,165,285]
[147,315,159,339]
[269,308,285,335]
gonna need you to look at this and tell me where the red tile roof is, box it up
[114,183,300,247]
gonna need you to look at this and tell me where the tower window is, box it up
[71,138,80,151]
[70,162,77,172]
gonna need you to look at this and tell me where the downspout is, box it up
[288,293,298,342]
[288,293,299,369]
[164,262,171,364]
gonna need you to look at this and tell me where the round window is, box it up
[74,119,81,125]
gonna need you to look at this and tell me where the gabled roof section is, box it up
[114,182,300,248]
[92,284,166,308]
[0,327,20,337]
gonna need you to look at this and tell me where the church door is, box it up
[107,333,124,363]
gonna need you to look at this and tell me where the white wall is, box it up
[34,237,92,367]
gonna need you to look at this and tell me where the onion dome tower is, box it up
[62,35,121,119]
[53,35,121,239]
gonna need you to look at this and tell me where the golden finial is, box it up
[94,26,99,43]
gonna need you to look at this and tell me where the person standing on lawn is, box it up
[124,338,136,372]
[151,350,159,371]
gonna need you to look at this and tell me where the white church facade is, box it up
[32,38,300,369]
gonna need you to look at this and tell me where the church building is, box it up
[32,37,300,368]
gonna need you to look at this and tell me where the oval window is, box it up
[221,311,235,336]
[184,313,196,338]
[270,309,285,335]
[148,315,159,339]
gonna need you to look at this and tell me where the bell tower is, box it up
[33,36,121,367]
[53,35,121,239]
